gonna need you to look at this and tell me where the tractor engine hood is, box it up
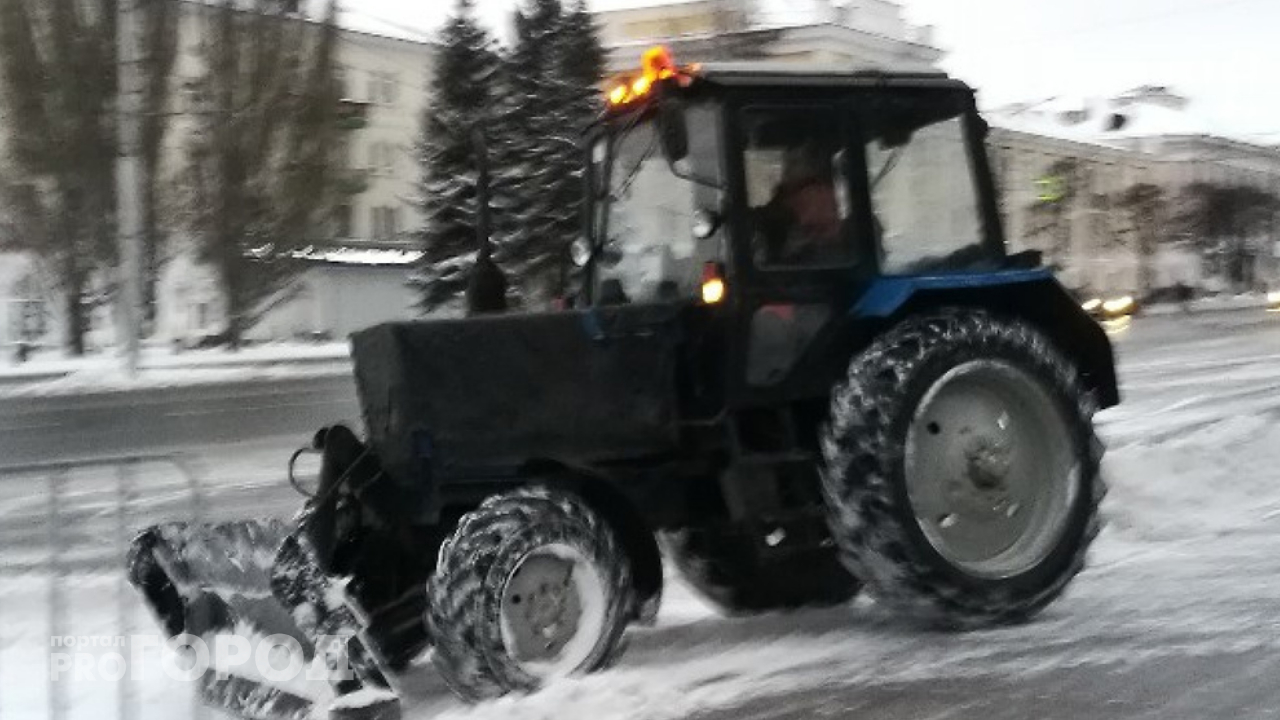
[350,304,683,491]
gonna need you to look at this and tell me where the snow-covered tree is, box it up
[412,0,504,312]
[497,0,605,306]
[1024,157,1082,272]
[1176,183,1280,292]
[0,0,177,354]
[1114,183,1167,298]
[183,0,343,348]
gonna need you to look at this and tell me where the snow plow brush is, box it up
[126,425,419,720]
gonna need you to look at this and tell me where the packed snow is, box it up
[4,310,1280,719]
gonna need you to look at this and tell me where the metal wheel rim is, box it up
[904,359,1079,579]
[499,543,607,680]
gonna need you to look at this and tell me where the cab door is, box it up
[722,94,877,407]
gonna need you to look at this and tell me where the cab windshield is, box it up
[588,103,723,305]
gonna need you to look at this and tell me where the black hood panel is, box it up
[351,305,682,487]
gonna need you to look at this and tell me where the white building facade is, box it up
[988,88,1280,296]
[0,4,434,354]
[595,0,941,71]
[155,5,434,346]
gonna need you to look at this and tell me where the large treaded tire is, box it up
[820,309,1105,628]
[661,528,859,615]
[425,488,632,702]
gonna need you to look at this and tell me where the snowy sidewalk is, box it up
[0,342,352,398]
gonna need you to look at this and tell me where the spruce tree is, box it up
[551,0,605,297]
[184,0,344,347]
[412,0,504,312]
[0,0,177,354]
[497,0,604,306]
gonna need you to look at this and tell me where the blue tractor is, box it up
[128,48,1118,718]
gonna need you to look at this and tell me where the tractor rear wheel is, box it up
[425,488,632,701]
[661,527,859,614]
[820,309,1104,628]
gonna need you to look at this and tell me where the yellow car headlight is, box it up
[1102,295,1135,315]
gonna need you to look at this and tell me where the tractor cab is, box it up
[575,48,1112,411]
[579,48,1006,308]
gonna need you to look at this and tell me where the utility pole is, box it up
[116,0,145,375]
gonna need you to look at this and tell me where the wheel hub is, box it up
[904,360,1077,579]
[963,434,1012,491]
[503,554,583,661]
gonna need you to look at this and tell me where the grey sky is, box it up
[340,0,1276,138]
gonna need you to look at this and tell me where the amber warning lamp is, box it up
[701,262,727,305]
[605,45,696,108]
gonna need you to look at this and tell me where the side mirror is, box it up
[288,446,323,498]
[657,100,689,163]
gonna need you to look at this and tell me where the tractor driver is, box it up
[754,144,849,266]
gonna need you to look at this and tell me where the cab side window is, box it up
[741,107,856,268]
[860,95,991,274]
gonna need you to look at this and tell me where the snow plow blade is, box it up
[198,669,316,720]
[127,520,402,720]
[126,519,310,648]
[126,426,410,720]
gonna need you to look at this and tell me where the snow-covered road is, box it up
[410,310,1280,720]
[3,308,1280,719]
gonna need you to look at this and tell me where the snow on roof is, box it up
[595,0,712,11]
[176,0,435,46]
[987,90,1252,147]
[291,246,423,266]
[336,9,436,45]
[985,101,1129,150]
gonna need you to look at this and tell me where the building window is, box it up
[9,274,47,343]
[333,65,348,99]
[368,72,398,105]
[368,142,396,176]
[334,204,353,238]
[182,82,206,114]
[371,206,399,240]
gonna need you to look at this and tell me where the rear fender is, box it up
[852,270,1119,408]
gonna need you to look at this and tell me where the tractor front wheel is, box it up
[425,488,632,701]
[821,309,1104,628]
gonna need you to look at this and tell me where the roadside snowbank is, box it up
[1144,292,1272,316]
[1,363,351,398]
[0,342,351,398]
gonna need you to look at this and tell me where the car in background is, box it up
[1268,290,1280,313]
[1083,294,1138,321]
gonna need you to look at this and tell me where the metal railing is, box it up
[0,453,219,720]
